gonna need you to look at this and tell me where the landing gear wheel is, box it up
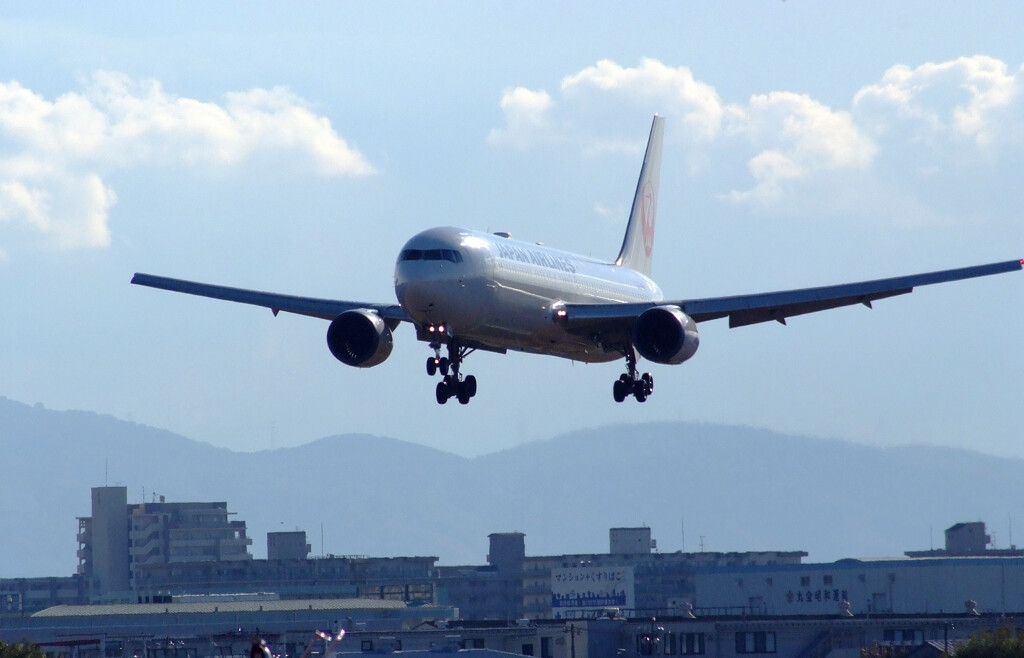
[425,335,479,405]
[613,379,628,403]
[435,380,450,405]
[614,347,654,403]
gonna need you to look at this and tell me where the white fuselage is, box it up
[394,226,663,362]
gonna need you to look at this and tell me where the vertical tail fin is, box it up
[615,115,665,276]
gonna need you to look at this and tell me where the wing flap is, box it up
[131,273,410,323]
[718,289,908,328]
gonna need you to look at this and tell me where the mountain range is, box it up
[2,395,1021,578]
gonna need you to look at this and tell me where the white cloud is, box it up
[0,72,375,253]
[724,91,877,203]
[853,55,1019,150]
[592,201,625,219]
[490,56,1024,223]
[487,87,555,149]
[724,150,802,204]
[561,58,724,141]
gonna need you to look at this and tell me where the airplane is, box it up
[132,115,1022,405]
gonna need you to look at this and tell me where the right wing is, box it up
[561,258,1022,341]
[678,258,1023,327]
[131,273,410,323]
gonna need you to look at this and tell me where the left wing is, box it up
[563,259,1022,336]
[131,273,410,323]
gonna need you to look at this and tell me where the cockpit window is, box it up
[401,248,462,263]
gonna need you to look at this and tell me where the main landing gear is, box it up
[426,337,477,405]
[613,347,654,403]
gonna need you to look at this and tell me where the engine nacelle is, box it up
[326,309,394,368]
[632,305,700,365]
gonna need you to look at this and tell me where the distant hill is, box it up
[2,396,1022,578]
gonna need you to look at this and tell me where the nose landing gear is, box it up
[427,335,477,405]
[613,347,653,403]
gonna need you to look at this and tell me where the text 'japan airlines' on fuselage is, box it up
[131,115,1022,406]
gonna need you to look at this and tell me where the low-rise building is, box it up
[439,529,805,621]
[693,555,1024,616]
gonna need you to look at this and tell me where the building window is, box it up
[679,633,705,655]
[800,576,810,587]
[521,644,534,656]
[824,575,833,585]
[360,641,373,652]
[735,631,776,654]
[883,629,922,645]
[664,632,676,655]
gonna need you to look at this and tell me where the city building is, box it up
[4,601,1018,658]
[4,487,436,612]
[77,487,253,602]
[269,531,312,560]
[439,529,806,621]
[131,554,437,605]
[693,555,1024,616]
[8,486,1024,657]
[692,522,1024,617]
[905,521,1024,558]
[1,596,457,656]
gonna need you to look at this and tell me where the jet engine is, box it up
[632,305,700,365]
[326,309,394,367]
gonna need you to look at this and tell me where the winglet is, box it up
[615,115,665,276]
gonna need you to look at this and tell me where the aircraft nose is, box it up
[396,276,433,313]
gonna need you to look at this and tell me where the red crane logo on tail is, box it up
[641,181,656,257]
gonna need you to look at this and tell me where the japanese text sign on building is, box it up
[551,566,635,610]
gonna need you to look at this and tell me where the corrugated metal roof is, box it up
[33,598,406,618]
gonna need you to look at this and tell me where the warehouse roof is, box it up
[33,598,406,618]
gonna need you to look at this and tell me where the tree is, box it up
[955,626,1024,657]
[0,641,45,658]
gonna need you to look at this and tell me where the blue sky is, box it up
[1,2,1022,461]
